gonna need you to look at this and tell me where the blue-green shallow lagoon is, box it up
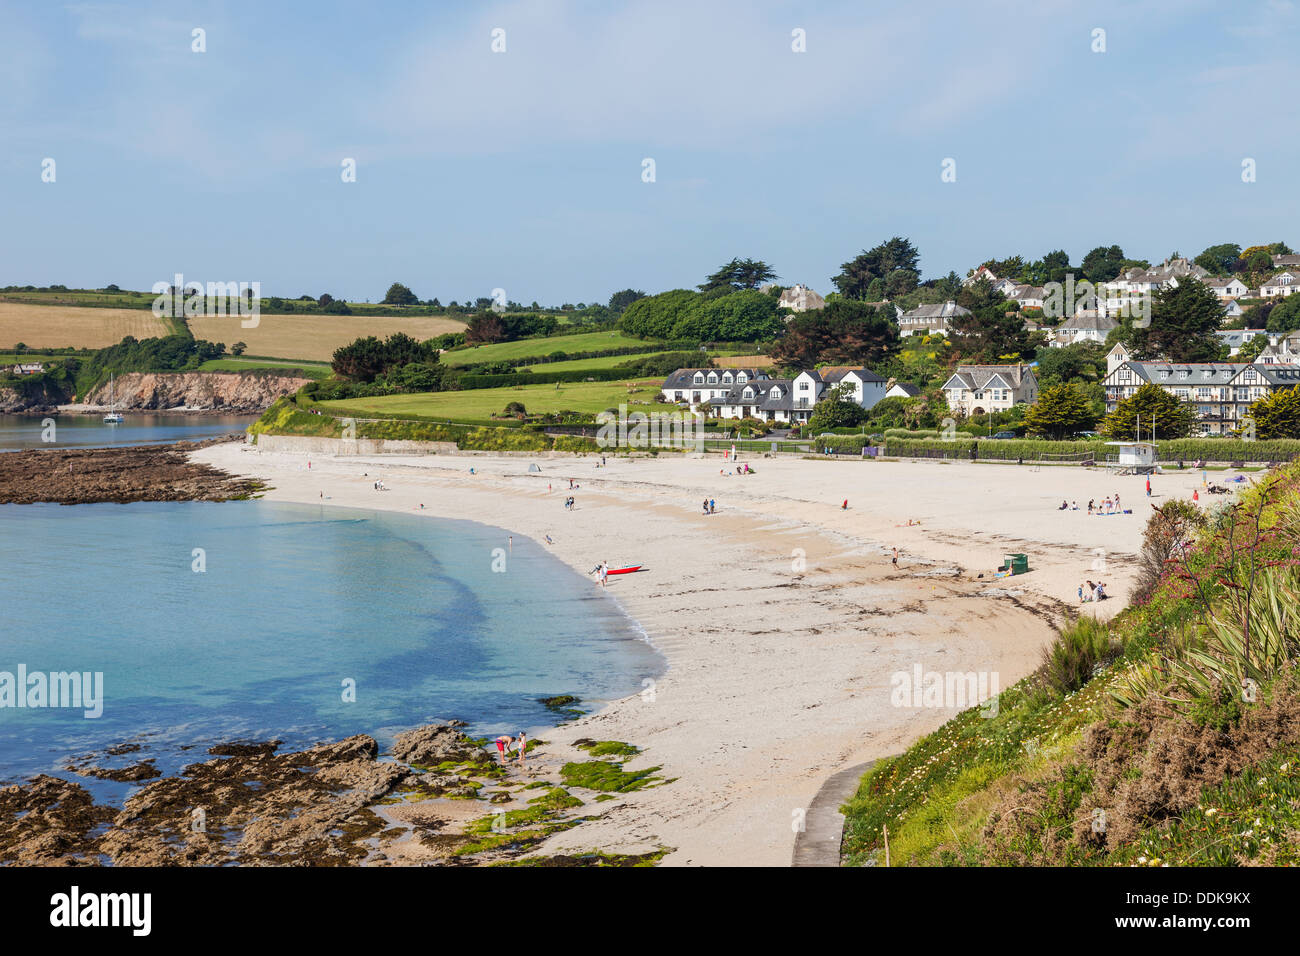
[0,500,663,794]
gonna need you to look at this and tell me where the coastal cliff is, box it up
[82,371,310,413]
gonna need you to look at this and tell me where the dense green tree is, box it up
[672,289,783,341]
[699,258,777,294]
[1247,385,1300,439]
[608,289,646,313]
[831,237,921,299]
[231,341,246,356]
[770,299,900,368]
[1080,245,1128,283]
[1265,295,1300,333]
[619,289,703,338]
[332,333,439,382]
[806,382,870,431]
[884,269,919,298]
[1033,341,1107,385]
[1124,278,1225,361]
[1193,243,1242,275]
[1102,382,1195,439]
[947,283,1035,362]
[1020,383,1098,439]
[1025,249,1073,286]
[381,282,418,306]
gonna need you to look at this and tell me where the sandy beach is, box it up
[193,443,1216,865]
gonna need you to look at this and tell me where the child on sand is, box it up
[517,731,527,765]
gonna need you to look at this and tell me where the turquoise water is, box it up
[0,413,255,452]
[0,500,662,792]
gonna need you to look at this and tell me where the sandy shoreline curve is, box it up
[192,443,1209,865]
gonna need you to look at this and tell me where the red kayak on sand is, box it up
[606,565,643,575]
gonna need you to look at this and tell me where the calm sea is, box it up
[0,413,255,452]
[0,500,663,795]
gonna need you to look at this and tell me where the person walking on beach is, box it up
[709,498,716,514]
[703,498,709,515]
[599,560,608,588]
[892,547,898,567]
[1146,476,1151,497]
[517,731,527,765]
[1115,493,1121,512]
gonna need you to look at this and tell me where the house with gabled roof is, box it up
[1261,272,1300,298]
[963,266,998,287]
[1205,277,1249,300]
[777,284,826,313]
[661,367,771,411]
[1272,254,1300,271]
[1052,312,1118,347]
[663,364,886,423]
[942,364,1038,417]
[1102,356,1300,435]
[898,301,970,337]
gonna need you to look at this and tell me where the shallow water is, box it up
[0,500,663,793]
[0,413,255,452]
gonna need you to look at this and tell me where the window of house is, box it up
[693,373,704,384]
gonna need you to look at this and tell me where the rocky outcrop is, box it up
[83,371,309,413]
[390,720,483,765]
[0,379,68,413]
[0,439,260,505]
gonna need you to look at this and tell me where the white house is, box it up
[1010,284,1046,310]
[777,284,826,313]
[1272,253,1300,271]
[1205,277,1249,300]
[1222,298,1243,319]
[898,301,970,337]
[942,364,1038,416]
[792,367,887,416]
[964,266,998,287]
[662,365,885,424]
[1052,312,1118,347]
[1261,272,1300,298]
[661,367,771,411]
[886,381,922,399]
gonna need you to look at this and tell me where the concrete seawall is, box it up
[252,434,459,456]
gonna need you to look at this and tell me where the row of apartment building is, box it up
[1103,342,1300,435]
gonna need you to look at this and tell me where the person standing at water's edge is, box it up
[517,731,527,765]
[600,560,609,588]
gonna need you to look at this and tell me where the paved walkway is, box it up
[791,760,876,866]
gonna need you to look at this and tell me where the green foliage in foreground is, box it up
[841,463,1300,867]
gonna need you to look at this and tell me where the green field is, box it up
[523,351,669,374]
[441,331,660,367]
[199,357,332,379]
[317,378,662,424]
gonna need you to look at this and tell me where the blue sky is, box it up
[1,0,1298,304]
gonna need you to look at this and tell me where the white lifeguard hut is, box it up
[1105,440,1156,469]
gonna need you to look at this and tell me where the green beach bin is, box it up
[1006,553,1029,575]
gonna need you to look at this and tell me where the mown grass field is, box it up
[0,302,175,349]
[187,313,466,362]
[440,331,658,367]
[198,357,332,379]
[527,351,668,374]
[316,378,662,424]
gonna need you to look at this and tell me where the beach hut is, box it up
[1104,441,1156,468]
